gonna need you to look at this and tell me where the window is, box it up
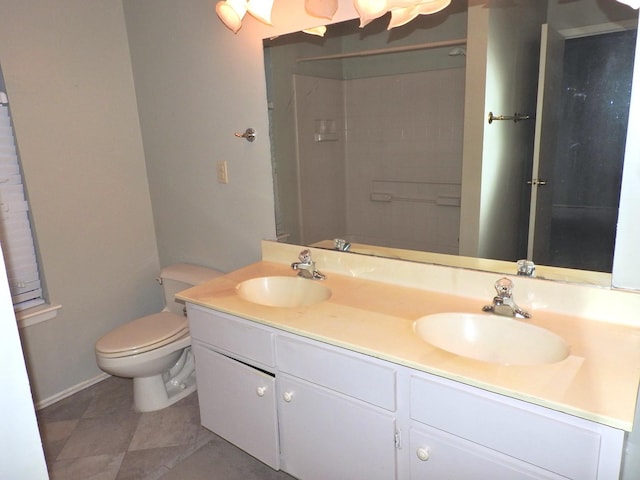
[0,91,44,312]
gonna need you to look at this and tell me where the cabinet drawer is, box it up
[277,335,396,411]
[410,374,601,480]
[187,304,275,368]
[409,424,563,480]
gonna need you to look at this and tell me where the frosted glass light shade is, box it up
[354,0,388,27]
[415,0,451,15]
[387,0,451,29]
[216,0,247,33]
[305,0,338,19]
[386,0,418,8]
[247,0,274,25]
[303,25,328,36]
[388,6,419,29]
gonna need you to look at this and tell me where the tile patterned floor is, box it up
[37,376,218,480]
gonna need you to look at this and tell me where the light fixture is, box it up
[414,0,451,15]
[215,0,247,34]
[215,0,453,34]
[215,0,274,33]
[305,0,338,19]
[246,0,274,25]
[353,0,388,27]
[303,25,328,36]
[387,5,420,29]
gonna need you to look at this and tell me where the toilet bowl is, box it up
[95,264,222,412]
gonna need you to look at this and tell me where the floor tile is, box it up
[57,412,141,460]
[128,403,200,451]
[83,377,135,418]
[159,436,295,480]
[49,452,125,480]
[39,418,79,463]
[115,445,191,480]
[37,387,94,423]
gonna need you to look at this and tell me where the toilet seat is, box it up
[96,312,189,358]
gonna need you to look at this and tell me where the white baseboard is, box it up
[35,373,110,410]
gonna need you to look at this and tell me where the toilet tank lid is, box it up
[160,263,223,286]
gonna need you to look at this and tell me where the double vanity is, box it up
[177,240,640,479]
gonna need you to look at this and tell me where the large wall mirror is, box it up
[263,0,638,285]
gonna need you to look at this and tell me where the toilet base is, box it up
[132,348,197,412]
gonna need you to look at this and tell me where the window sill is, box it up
[16,303,62,329]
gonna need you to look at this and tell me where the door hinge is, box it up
[527,178,548,186]
[394,431,402,449]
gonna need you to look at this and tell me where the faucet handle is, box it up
[517,259,536,277]
[334,238,351,251]
[494,277,513,297]
[298,249,312,263]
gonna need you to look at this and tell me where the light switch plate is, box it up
[216,160,228,184]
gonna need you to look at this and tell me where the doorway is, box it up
[529,27,637,272]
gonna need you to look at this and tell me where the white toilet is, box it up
[95,264,222,412]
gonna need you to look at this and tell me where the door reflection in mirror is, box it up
[530,28,636,272]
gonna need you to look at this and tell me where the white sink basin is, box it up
[236,276,331,308]
[413,312,569,366]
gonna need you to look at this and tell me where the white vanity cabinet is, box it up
[187,305,280,469]
[276,336,398,480]
[187,304,625,480]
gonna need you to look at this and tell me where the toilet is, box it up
[95,264,222,412]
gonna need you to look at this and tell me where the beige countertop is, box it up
[177,260,640,431]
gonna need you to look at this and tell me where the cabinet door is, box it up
[409,425,563,480]
[193,343,280,469]
[278,374,396,480]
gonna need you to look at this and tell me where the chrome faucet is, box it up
[334,238,351,252]
[482,277,531,318]
[516,259,536,277]
[291,249,326,280]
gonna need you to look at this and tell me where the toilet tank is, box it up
[159,264,223,315]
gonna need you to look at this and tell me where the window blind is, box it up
[0,96,44,311]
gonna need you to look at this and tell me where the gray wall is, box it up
[122,0,280,271]
[0,0,161,403]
